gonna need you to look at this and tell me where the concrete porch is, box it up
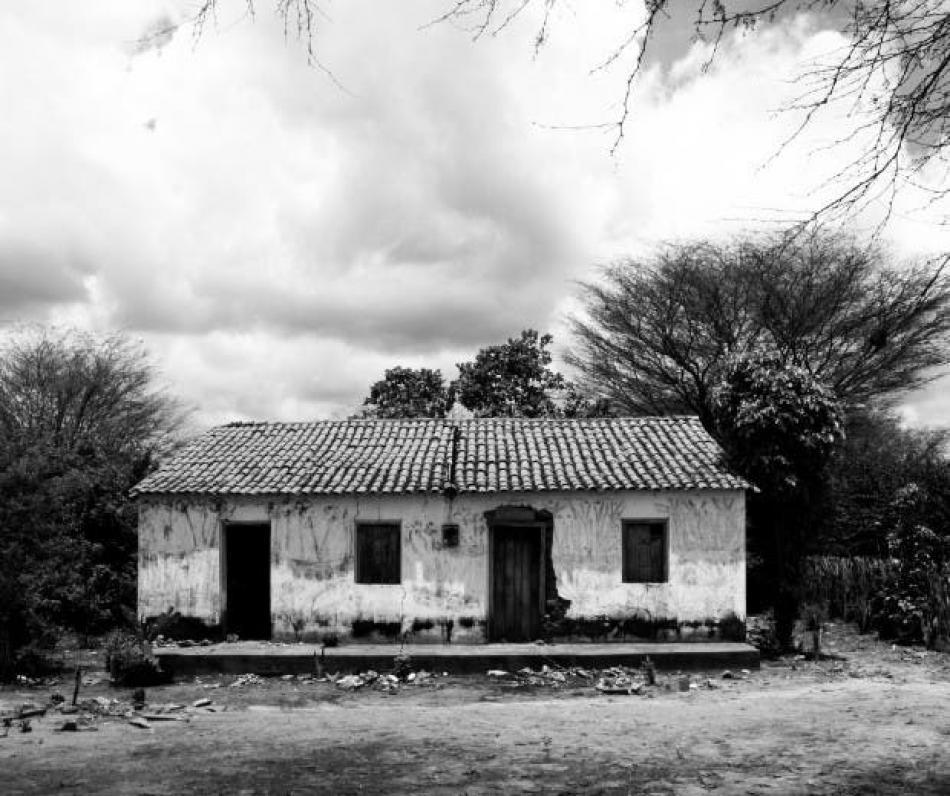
[154,641,760,677]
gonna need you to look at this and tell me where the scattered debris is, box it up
[191,698,212,708]
[596,680,643,695]
[128,716,151,730]
[18,704,47,719]
[230,674,265,688]
[487,669,510,677]
[336,675,365,691]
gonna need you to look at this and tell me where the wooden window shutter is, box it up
[355,523,401,584]
[622,521,667,583]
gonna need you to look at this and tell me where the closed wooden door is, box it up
[490,525,543,642]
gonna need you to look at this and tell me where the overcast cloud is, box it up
[1,1,948,428]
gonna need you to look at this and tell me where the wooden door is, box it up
[490,525,543,642]
[224,523,272,640]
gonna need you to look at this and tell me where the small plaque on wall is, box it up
[441,523,460,547]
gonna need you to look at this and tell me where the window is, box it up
[441,523,460,547]
[355,522,401,584]
[622,520,667,583]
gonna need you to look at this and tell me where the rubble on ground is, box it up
[229,673,265,688]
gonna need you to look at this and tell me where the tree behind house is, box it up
[452,330,566,418]
[569,231,950,426]
[357,330,607,419]
[713,353,845,648]
[360,367,449,418]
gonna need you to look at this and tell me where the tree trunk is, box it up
[0,623,13,682]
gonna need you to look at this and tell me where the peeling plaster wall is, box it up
[137,489,745,643]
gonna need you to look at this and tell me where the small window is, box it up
[622,521,667,583]
[355,522,401,584]
[441,523,460,547]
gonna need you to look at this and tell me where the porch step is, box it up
[155,641,759,677]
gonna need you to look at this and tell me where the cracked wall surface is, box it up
[138,489,745,643]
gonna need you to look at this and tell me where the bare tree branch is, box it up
[435,1,950,225]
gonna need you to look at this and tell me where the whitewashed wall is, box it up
[137,488,745,643]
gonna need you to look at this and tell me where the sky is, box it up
[1,0,948,430]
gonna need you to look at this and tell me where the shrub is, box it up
[745,612,781,657]
[718,612,747,642]
[801,556,896,632]
[104,631,167,686]
[874,522,950,647]
[143,609,219,642]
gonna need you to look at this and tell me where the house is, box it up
[131,416,748,644]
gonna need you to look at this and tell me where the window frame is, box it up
[621,519,669,584]
[354,521,402,585]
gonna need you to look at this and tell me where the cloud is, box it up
[0,0,947,426]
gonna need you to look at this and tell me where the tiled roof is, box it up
[452,417,746,492]
[132,420,454,496]
[131,416,747,497]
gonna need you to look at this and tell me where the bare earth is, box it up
[2,624,949,795]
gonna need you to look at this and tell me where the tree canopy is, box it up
[452,329,567,418]
[569,231,950,429]
[713,351,846,646]
[820,409,950,556]
[361,367,449,419]
[0,328,182,675]
[358,329,607,419]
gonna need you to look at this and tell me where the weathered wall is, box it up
[137,489,745,643]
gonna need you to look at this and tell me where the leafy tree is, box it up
[452,329,567,417]
[356,330,601,419]
[360,367,449,418]
[570,231,950,428]
[714,353,845,648]
[0,328,182,677]
[819,411,950,556]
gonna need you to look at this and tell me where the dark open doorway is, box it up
[223,522,272,640]
[488,520,545,642]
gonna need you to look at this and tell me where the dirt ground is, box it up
[2,623,949,795]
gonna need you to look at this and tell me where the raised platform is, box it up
[155,641,760,677]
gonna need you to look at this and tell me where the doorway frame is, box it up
[220,520,273,640]
[485,506,548,642]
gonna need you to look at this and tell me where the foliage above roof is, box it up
[131,416,747,497]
